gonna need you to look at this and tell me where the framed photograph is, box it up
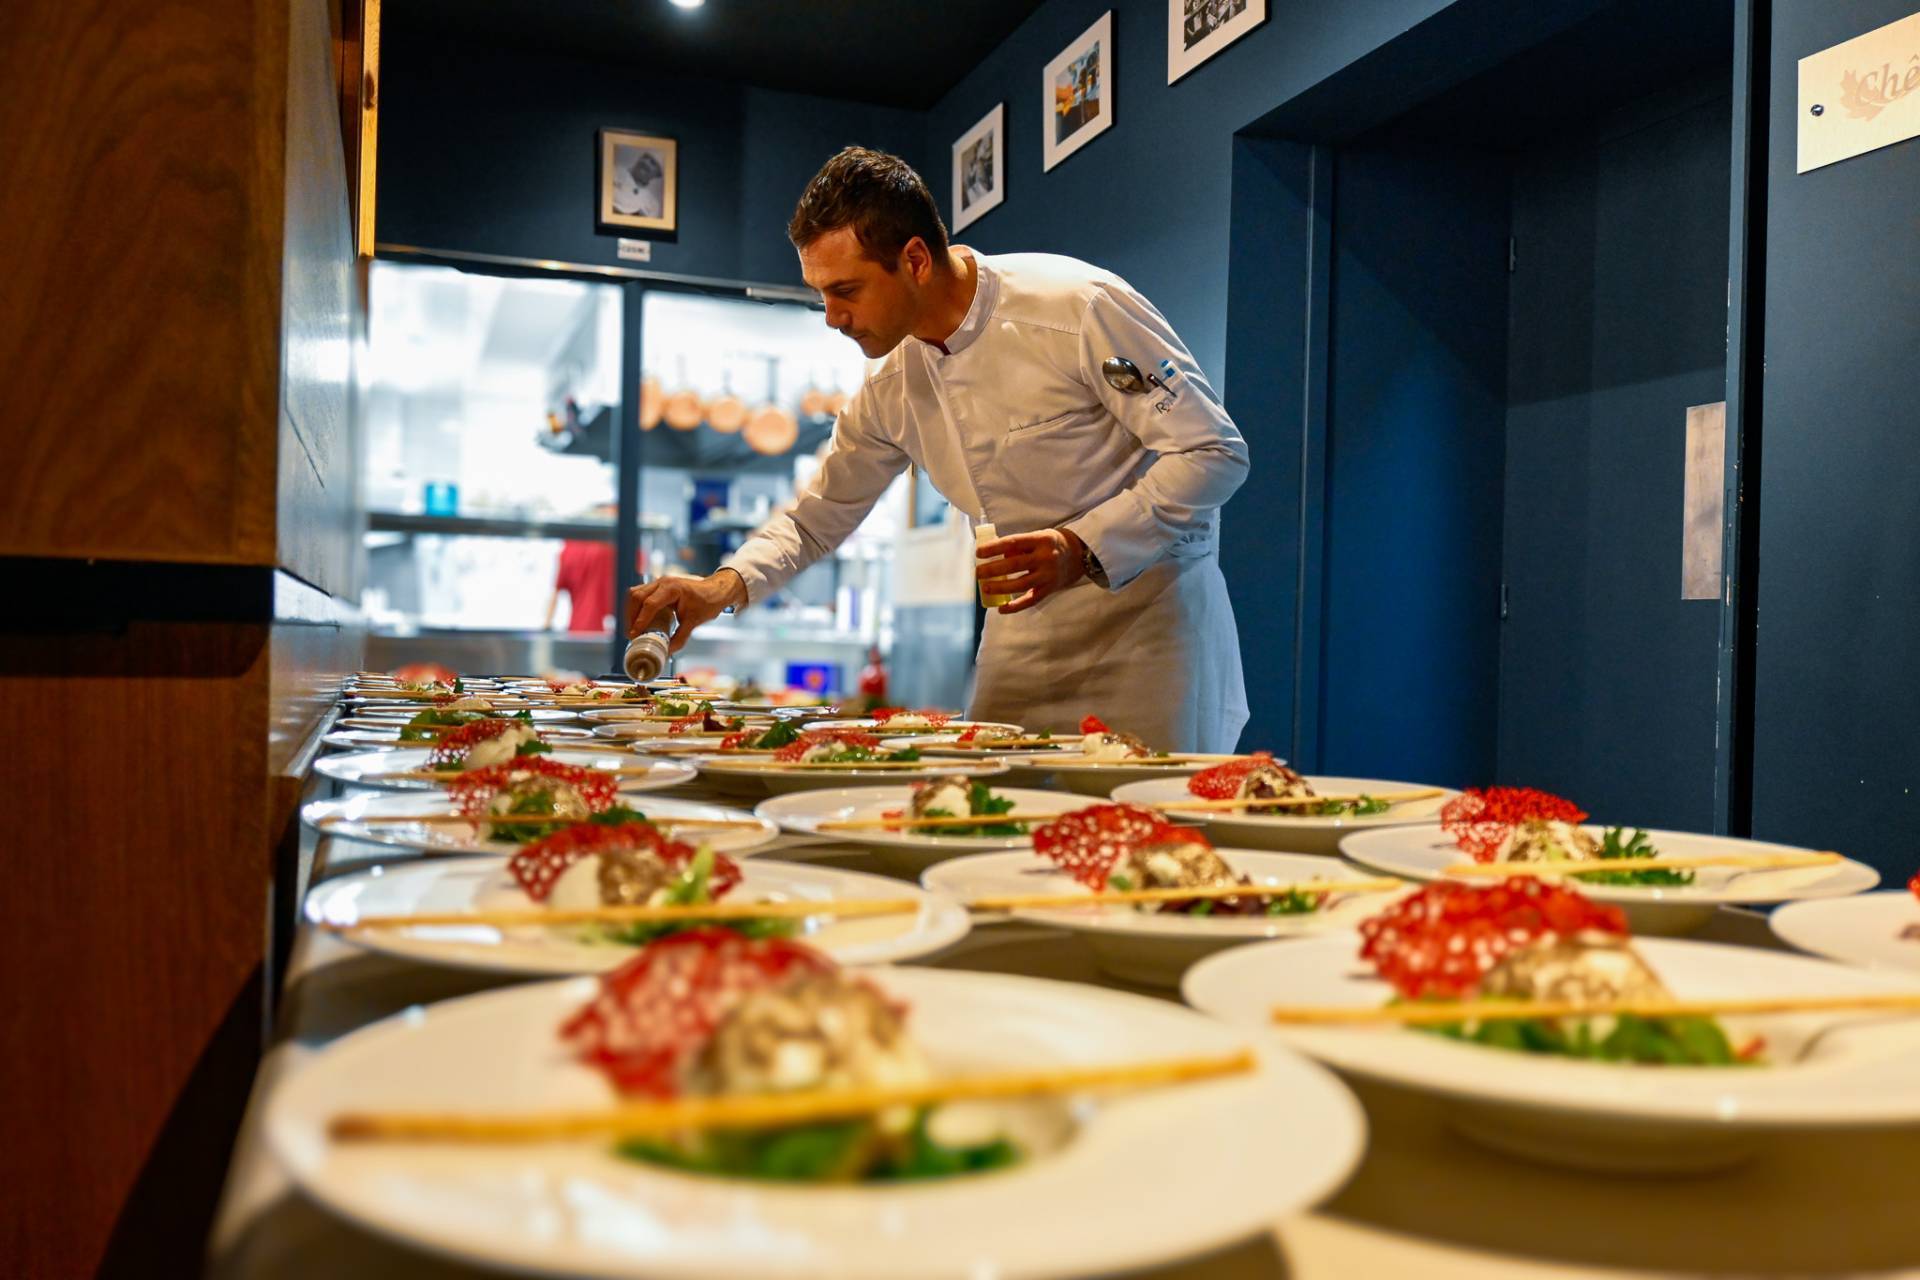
[597,128,678,236]
[951,103,1005,233]
[1042,11,1113,172]
[1168,0,1266,84]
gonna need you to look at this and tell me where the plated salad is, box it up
[769,730,922,766]
[394,707,535,742]
[425,718,552,771]
[562,930,1021,1181]
[448,759,627,841]
[1186,754,1389,815]
[1358,878,1758,1065]
[1441,787,1691,887]
[1031,805,1335,917]
[508,823,783,945]
[885,780,1023,836]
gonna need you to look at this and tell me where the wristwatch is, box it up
[1080,541,1108,588]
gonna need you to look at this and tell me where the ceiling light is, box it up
[669,0,703,9]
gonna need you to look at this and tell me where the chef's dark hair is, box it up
[789,147,949,270]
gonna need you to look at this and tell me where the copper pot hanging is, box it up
[823,370,850,416]
[799,369,829,419]
[638,374,664,431]
[745,354,798,455]
[662,357,703,431]
[707,361,747,434]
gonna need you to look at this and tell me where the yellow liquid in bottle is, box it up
[976,521,1015,608]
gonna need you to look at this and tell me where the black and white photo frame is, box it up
[597,128,678,236]
[951,103,1005,232]
[1168,0,1265,84]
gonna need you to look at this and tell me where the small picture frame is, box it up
[597,128,678,236]
[951,103,1006,233]
[1168,0,1266,84]
[1043,11,1113,172]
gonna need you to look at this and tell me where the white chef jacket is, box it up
[723,250,1251,752]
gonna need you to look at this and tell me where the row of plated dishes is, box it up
[281,672,1920,1278]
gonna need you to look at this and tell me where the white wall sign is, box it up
[1798,9,1920,173]
[616,238,652,262]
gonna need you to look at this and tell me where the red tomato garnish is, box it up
[1079,715,1109,734]
[508,822,737,902]
[425,717,515,766]
[1358,878,1628,1000]
[447,757,621,818]
[1187,752,1279,800]
[559,929,840,1096]
[1031,803,1209,889]
[772,729,880,762]
[1439,787,1589,863]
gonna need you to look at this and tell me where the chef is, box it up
[626,147,1249,752]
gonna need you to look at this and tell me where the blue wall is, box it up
[921,0,1475,380]
[1751,0,1920,876]
[377,23,926,287]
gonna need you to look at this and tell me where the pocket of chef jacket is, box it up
[1004,406,1086,434]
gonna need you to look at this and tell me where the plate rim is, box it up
[1337,823,1882,905]
[303,854,974,974]
[1183,930,1920,1128]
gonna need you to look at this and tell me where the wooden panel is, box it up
[278,0,366,597]
[0,0,286,565]
[0,622,271,1277]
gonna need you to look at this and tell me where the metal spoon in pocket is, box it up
[1101,356,1169,397]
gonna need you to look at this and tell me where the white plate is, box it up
[323,725,595,751]
[711,700,839,716]
[1340,825,1880,935]
[1772,890,1920,974]
[576,706,720,724]
[695,756,1010,796]
[1111,775,1458,856]
[300,792,779,858]
[266,968,1364,1280]
[1185,933,1920,1171]
[590,721,774,742]
[923,849,1411,988]
[314,749,697,794]
[342,709,583,727]
[997,752,1246,797]
[344,695,534,710]
[305,856,970,974]
[808,718,1024,736]
[755,786,1092,875]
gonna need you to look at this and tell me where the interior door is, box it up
[1497,86,1733,829]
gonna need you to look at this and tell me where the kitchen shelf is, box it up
[366,511,671,541]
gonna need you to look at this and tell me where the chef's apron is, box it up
[968,550,1249,754]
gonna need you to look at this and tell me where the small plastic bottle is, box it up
[623,606,677,681]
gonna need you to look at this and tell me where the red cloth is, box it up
[555,540,615,633]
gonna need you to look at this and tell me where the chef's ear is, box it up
[899,236,935,283]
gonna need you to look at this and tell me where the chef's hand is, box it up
[626,570,748,653]
[975,528,1088,615]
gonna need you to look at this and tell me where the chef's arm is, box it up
[1063,284,1250,589]
[720,405,910,605]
